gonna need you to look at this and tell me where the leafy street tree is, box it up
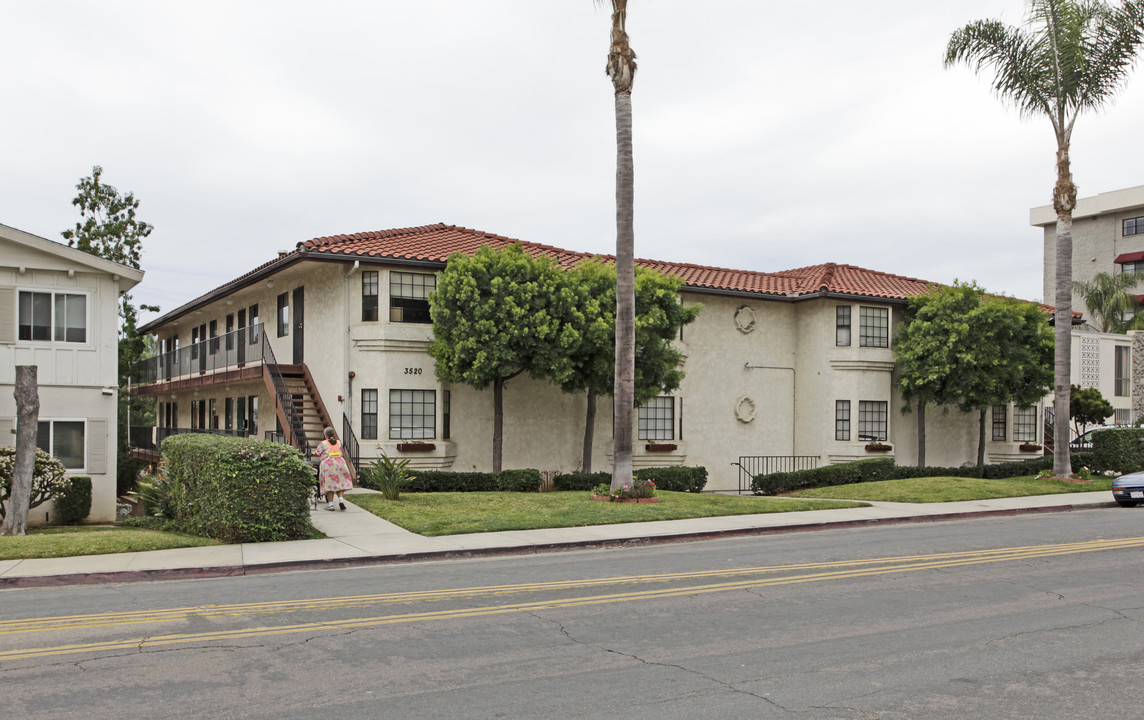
[1070,384,1114,435]
[558,261,700,472]
[62,166,159,493]
[893,283,979,467]
[945,0,1144,477]
[1,366,39,536]
[428,245,578,473]
[599,0,639,491]
[894,283,1054,466]
[957,295,1055,466]
[1072,271,1141,332]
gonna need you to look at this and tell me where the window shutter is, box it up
[86,418,107,474]
[0,287,15,344]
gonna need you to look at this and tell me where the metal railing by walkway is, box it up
[732,455,819,494]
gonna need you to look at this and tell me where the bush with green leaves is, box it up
[54,475,92,525]
[0,446,68,520]
[361,454,415,501]
[162,434,316,543]
[555,467,708,493]
[129,472,175,519]
[1091,428,1144,475]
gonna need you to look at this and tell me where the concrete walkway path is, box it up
[0,489,1117,588]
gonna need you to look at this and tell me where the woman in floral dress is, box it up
[316,427,354,511]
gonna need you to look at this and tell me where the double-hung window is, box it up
[857,401,888,441]
[638,396,675,441]
[992,404,1007,441]
[835,400,851,441]
[1115,346,1131,397]
[858,307,889,348]
[390,389,435,439]
[362,271,379,322]
[1013,407,1038,443]
[361,389,378,440]
[390,272,435,323]
[18,291,86,343]
[36,420,85,470]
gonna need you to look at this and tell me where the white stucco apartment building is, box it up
[130,224,1048,492]
[0,223,144,522]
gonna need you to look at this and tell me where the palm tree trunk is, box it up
[607,0,636,491]
[1052,143,1076,478]
[582,387,597,473]
[916,397,926,468]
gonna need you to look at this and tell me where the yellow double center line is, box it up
[2,537,1141,662]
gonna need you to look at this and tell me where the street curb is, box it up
[0,500,1116,589]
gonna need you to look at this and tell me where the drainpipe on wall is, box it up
[344,261,360,425]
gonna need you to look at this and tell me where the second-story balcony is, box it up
[129,324,268,395]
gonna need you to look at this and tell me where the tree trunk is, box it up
[611,87,635,491]
[977,408,987,467]
[916,397,927,468]
[492,375,504,474]
[2,366,39,536]
[582,387,597,473]
[1052,144,1076,478]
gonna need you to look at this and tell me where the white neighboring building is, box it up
[0,223,144,523]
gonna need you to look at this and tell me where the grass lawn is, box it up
[349,490,867,536]
[788,475,1114,503]
[0,526,223,561]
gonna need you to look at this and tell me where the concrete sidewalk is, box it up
[0,489,1117,588]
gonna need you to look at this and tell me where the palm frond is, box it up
[945,19,1055,120]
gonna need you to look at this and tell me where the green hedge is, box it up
[751,455,1063,495]
[553,467,709,493]
[1091,428,1144,475]
[162,434,316,543]
[363,468,543,493]
[54,475,92,525]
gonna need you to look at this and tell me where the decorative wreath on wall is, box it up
[734,305,757,333]
[735,396,757,423]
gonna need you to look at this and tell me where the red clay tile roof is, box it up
[300,223,937,300]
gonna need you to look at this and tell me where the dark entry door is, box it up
[292,286,305,364]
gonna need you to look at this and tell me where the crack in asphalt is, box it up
[524,610,796,713]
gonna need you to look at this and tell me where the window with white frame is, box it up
[390,272,436,323]
[390,389,435,439]
[36,420,85,470]
[1115,346,1131,397]
[18,291,86,343]
[1013,406,1038,443]
[858,306,889,348]
[857,401,888,441]
[638,396,675,441]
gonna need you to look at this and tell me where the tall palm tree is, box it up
[945,0,1144,477]
[599,0,638,490]
[1073,271,1142,331]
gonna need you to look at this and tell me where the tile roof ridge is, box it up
[304,223,451,249]
[443,224,600,260]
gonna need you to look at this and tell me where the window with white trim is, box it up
[390,389,435,439]
[1013,407,1038,443]
[18,291,86,343]
[836,306,851,346]
[835,400,851,441]
[361,389,378,440]
[638,396,675,441]
[858,306,889,348]
[36,420,85,470]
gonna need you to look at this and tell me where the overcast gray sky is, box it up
[4,1,1143,325]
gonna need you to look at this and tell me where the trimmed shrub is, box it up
[635,466,708,493]
[162,434,316,543]
[752,458,895,495]
[54,476,92,524]
[496,469,543,492]
[1091,428,1144,475]
[404,470,501,493]
[553,472,612,492]
[0,446,68,519]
